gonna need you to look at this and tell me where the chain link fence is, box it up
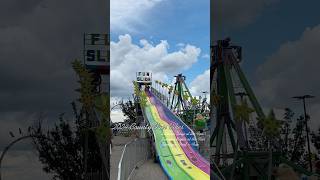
[117,138,150,180]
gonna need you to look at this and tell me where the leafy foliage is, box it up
[120,99,137,125]
[30,60,107,179]
[31,114,83,180]
[72,60,95,111]
[287,115,307,166]
[139,90,148,107]
[234,99,254,123]
[95,94,111,143]
[212,95,221,106]
[183,93,190,102]
[191,97,199,106]
[248,108,308,167]
[310,122,320,165]
[132,81,147,107]
[261,110,281,138]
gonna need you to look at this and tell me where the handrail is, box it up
[117,138,150,180]
[117,138,135,180]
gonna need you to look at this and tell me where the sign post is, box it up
[84,33,109,75]
[83,33,110,179]
[83,33,110,93]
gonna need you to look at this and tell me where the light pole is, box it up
[202,91,208,100]
[292,95,315,172]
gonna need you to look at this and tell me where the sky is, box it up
[110,0,210,122]
[0,0,108,179]
[212,0,320,132]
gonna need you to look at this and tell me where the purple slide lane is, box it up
[147,92,210,175]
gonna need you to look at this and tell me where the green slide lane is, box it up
[145,105,192,180]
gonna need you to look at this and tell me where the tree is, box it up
[120,100,137,125]
[248,107,307,164]
[311,124,320,165]
[277,108,306,165]
[30,60,109,179]
[289,115,307,167]
[30,105,103,180]
[279,108,294,153]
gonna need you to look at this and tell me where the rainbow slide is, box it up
[143,90,212,180]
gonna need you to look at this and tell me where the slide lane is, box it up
[149,92,199,151]
[144,95,210,180]
[145,104,192,180]
[147,91,210,175]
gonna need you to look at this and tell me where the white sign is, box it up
[84,33,109,74]
[136,72,152,84]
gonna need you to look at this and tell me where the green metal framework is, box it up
[152,75,209,128]
[210,39,318,179]
[210,39,265,164]
[170,74,193,113]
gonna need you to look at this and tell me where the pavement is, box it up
[131,159,168,180]
[110,135,168,180]
[110,136,135,180]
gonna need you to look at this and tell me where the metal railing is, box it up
[117,138,150,180]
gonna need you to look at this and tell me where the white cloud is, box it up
[255,24,320,129]
[110,34,201,98]
[201,54,210,59]
[213,0,279,28]
[111,110,126,123]
[189,69,210,96]
[111,0,164,33]
[212,0,279,42]
[256,25,320,105]
[110,34,203,122]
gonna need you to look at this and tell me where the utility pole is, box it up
[292,95,315,172]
